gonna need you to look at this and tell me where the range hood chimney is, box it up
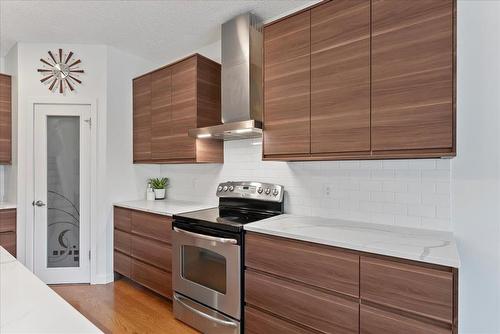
[188,13,263,140]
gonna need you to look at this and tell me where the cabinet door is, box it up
[246,232,359,298]
[151,67,172,160]
[360,305,451,334]
[371,0,454,153]
[0,74,12,164]
[263,11,311,156]
[170,57,197,160]
[133,74,152,162]
[0,209,16,233]
[311,0,370,154]
[245,306,315,334]
[132,259,172,299]
[246,270,359,334]
[360,256,453,324]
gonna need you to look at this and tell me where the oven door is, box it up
[172,226,241,320]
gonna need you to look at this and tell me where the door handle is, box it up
[173,227,237,244]
[33,200,46,207]
[174,294,238,328]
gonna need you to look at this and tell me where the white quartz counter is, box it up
[0,202,16,210]
[114,199,213,216]
[0,247,102,333]
[245,214,460,268]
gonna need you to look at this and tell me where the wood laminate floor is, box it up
[51,277,199,334]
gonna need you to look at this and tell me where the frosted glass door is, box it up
[34,103,91,284]
[46,116,80,268]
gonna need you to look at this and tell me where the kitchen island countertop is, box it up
[0,246,102,333]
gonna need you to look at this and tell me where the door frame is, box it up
[24,98,98,283]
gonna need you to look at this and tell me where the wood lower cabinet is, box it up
[113,206,172,299]
[0,208,16,257]
[360,305,451,334]
[263,0,456,161]
[360,256,453,324]
[245,232,458,334]
[246,269,359,334]
[0,74,12,164]
[133,54,223,164]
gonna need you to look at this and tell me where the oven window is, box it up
[181,246,227,294]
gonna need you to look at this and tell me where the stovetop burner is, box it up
[173,181,285,234]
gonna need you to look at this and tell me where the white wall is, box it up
[14,43,108,281]
[105,46,159,278]
[454,1,500,333]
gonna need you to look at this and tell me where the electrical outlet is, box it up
[324,185,331,197]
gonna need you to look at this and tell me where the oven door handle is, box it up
[174,294,238,328]
[173,227,238,245]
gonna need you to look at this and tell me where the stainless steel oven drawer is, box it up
[174,293,240,334]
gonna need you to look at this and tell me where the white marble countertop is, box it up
[0,247,102,333]
[245,214,461,268]
[114,199,213,216]
[0,202,16,210]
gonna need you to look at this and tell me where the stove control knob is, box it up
[223,186,228,192]
[217,186,223,192]
[229,186,234,192]
[257,187,263,194]
[273,189,279,196]
[265,188,271,195]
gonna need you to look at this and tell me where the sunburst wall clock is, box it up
[37,49,84,94]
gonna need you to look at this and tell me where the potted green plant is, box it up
[149,177,169,200]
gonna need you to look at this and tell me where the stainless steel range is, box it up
[172,181,284,334]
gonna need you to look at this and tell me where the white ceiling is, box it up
[0,0,315,62]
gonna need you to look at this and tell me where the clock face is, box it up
[37,49,84,94]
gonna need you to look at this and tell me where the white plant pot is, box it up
[153,188,166,200]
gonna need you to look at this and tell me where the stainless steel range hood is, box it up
[188,13,263,140]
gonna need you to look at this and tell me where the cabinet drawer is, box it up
[245,270,359,334]
[360,256,453,323]
[0,209,16,233]
[131,234,171,272]
[114,207,131,232]
[0,232,16,257]
[245,306,315,334]
[131,211,172,243]
[114,251,131,276]
[246,232,359,297]
[114,229,131,255]
[132,259,172,299]
[360,304,451,334]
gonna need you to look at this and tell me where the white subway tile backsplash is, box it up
[407,204,436,218]
[159,139,452,231]
[395,192,421,204]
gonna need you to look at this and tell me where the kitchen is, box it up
[0,0,499,333]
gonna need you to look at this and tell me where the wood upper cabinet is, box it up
[311,0,371,155]
[133,74,152,162]
[263,11,311,156]
[0,74,12,164]
[133,54,223,164]
[151,67,172,161]
[263,0,456,161]
[371,0,455,155]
